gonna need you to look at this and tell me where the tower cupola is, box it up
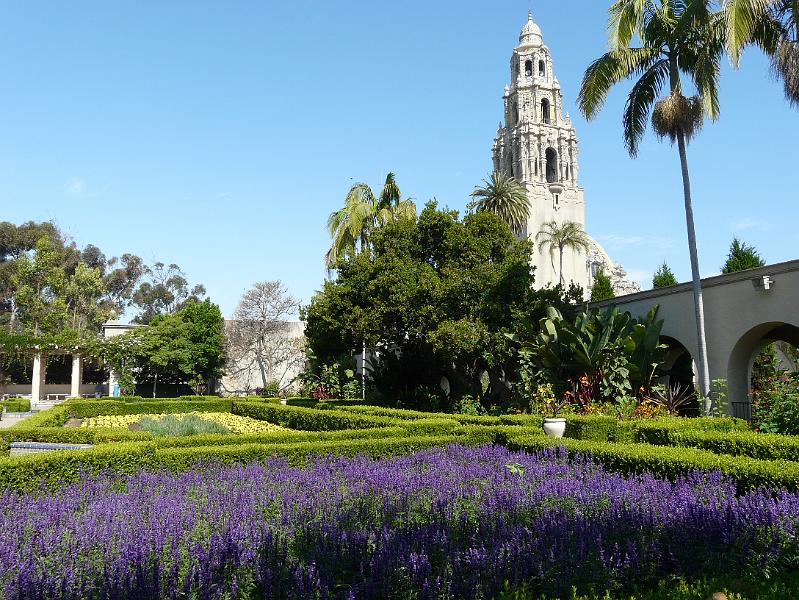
[519,12,543,48]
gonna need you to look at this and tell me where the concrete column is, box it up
[70,353,83,398]
[31,353,46,403]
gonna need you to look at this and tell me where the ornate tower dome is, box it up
[519,11,543,48]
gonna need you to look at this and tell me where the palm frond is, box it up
[622,59,669,156]
[609,0,653,48]
[724,0,779,63]
[379,172,401,207]
[579,47,661,120]
[773,39,799,105]
[471,171,531,235]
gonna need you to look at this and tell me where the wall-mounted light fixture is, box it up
[752,275,774,291]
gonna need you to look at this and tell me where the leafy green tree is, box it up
[468,171,531,235]
[652,261,678,288]
[179,299,227,392]
[130,299,226,396]
[578,0,723,397]
[132,262,206,324]
[305,201,579,409]
[590,270,616,301]
[325,173,416,269]
[12,237,67,337]
[721,237,766,273]
[726,0,799,106]
[535,221,591,287]
[65,262,113,335]
[1,221,62,331]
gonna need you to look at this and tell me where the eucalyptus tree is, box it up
[725,0,799,106]
[324,173,416,269]
[535,221,592,287]
[468,171,531,235]
[577,0,724,397]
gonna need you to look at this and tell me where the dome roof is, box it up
[519,11,543,47]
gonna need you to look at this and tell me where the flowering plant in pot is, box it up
[531,384,571,437]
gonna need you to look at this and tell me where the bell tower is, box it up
[492,12,588,291]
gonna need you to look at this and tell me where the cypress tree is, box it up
[652,261,678,288]
[590,270,615,302]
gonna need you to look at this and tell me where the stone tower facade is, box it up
[492,13,637,295]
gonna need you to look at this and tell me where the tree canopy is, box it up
[652,261,678,288]
[590,270,615,302]
[722,238,766,273]
[304,201,581,408]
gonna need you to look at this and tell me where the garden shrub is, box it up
[564,415,617,441]
[150,426,412,449]
[153,434,491,472]
[665,429,799,462]
[231,401,397,431]
[0,427,150,453]
[10,406,72,428]
[752,372,799,435]
[0,442,157,491]
[634,416,749,445]
[506,433,799,491]
[0,398,31,413]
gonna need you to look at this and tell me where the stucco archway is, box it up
[727,322,799,420]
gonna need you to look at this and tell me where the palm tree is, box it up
[324,173,416,269]
[535,221,592,287]
[577,0,723,398]
[468,171,531,235]
[725,0,799,106]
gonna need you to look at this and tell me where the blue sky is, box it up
[1,1,797,318]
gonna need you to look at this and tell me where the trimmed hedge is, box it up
[663,429,799,462]
[0,442,157,491]
[150,426,411,449]
[231,402,398,431]
[153,433,494,473]
[0,432,497,492]
[506,433,799,492]
[336,404,544,428]
[564,415,618,442]
[0,427,150,453]
[1,398,31,413]
[634,417,750,445]
[12,399,236,430]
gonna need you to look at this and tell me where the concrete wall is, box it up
[591,260,799,414]
[1,384,101,397]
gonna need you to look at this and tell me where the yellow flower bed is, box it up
[80,412,288,434]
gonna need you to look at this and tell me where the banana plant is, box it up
[513,305,667,403]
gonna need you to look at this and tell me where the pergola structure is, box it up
[1,321,140,405]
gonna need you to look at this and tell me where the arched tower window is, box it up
[524,60,532,77]
[512,102,519,125]
[541,98,551,124]
[538,59,546,77]
[509,152,515,177]
[545,148,558,183]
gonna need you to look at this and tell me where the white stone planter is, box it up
[542,417,567,438]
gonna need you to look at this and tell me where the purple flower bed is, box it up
[1,444,798,599]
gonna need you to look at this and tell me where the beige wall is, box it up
[592,260,799,414]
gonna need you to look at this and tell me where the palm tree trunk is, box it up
[676,130,711,404]
[558,246,564,287]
